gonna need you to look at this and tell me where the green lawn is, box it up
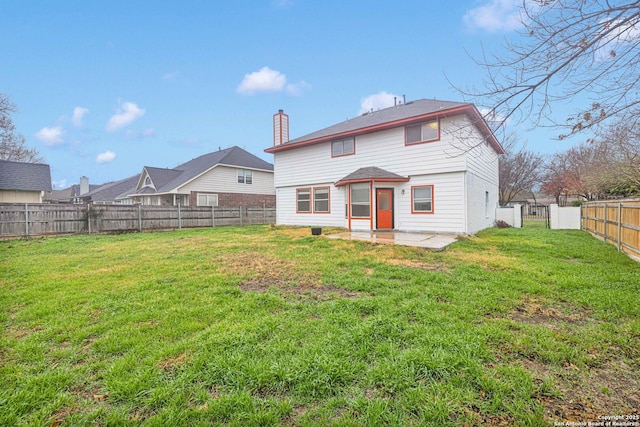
[1,226,638,426]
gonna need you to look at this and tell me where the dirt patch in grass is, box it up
[524,358,640,423]
[156,352,188,372]
[507,297,594,330]
[384,258,448,271]
[222,252,362,300]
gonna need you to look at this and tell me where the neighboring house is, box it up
[265,99,504,234]
[45,176,100,204]
[80,174,140,204]
[121,146,275,207]
[0,159,52,203]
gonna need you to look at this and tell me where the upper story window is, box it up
[237,169,253,184]
[144,176,152,187]
[331,137,355,157]
[405,119,439,145]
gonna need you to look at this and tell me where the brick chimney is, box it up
[273,109,289,146]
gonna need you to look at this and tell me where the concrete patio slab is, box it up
[325,231,458,250]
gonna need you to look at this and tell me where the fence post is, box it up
[138,204,142,232]
[178,203,182,229]
[603,203,607,242]
[262,202,266,224]
[24,203,29,238]
[87,204,92,234]
[239,207,243,226]
[618,202,622,252]
[212,205,215,227]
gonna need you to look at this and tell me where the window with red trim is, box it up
[412,185,434,213]
[313,187,330,213]
[296,188,311,213]
[331,137,355,157]
[405,120,439,144]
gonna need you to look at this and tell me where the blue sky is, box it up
[2,0,567,189]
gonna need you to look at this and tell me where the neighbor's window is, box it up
[237,169,253,184]
[331,137,355,157]
[350,183,370,217]
[405,120,439,144]
[197,193,218,207]
[412,185,434,213]
[313,187,330,213]
[144,176,152,186]
[296,188,311,213]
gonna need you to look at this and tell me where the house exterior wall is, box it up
[188,191,275,208]
[0,190,43,203]
[273,114,499,234]
[182,165,274,196]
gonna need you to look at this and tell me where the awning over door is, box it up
[334,166,410,187]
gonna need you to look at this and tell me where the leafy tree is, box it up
[498,133,545,205]
[463,0,640,138]
[0,93,43,163]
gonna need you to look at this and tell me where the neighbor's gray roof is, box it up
[335,167,410,186]
[0,159,52,192]
[131,146,273,195]
[266,98,504,154]
[83,174,140,203]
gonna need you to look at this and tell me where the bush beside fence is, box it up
[0,204,276,238]
[582,200,640,260]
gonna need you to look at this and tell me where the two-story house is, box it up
[265,99,503,235]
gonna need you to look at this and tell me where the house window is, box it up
[144,176,152,186]
[313,187,330,213]
[412,185,434,213]
[331,137,355,157]
[237,169,253,184]
[350,183,370,218]
[405,120,439,144]
[296,188,311,213]
[197,193,218,207]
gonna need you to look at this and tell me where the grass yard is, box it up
[1,226,639,426]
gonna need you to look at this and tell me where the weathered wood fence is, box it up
[0,204,276,238]
[582,200,640,260]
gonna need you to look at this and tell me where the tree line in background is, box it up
[500,114,640,206]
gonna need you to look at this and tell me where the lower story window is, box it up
[313,187,330,213]
[297,188,311,213]
[350,183,370,218]
[197,193,218,207]
[412,185,434,213]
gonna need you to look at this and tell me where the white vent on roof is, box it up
[273,109,289,146]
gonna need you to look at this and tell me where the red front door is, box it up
[376,189,393,229]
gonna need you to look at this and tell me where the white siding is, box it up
[276,184,347,228]
[395,172,466,233]
[0,190,42,203]
[274,116,473,188]
[465,171,499,234]
[180,165,275,195]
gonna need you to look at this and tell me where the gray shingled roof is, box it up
[0,159,52,192]
[288,99,468,144]
[83,174,140,203]
[335,167,409,186]
[131,146,273,196]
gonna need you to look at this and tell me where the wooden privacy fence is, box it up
[582,200,640,259]
[0,204,276,238]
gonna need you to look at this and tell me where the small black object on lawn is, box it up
[311,227,322,236]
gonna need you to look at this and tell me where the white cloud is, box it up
[359,91,399,114]
[105,101,145,132]
[237,67,287,95]
[96,150,116,164]
[463,0,522,32]
[72,107,89,127]
[35,126,65,146]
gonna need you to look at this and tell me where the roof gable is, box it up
[0,159,52,192]
[265,99,504,155]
